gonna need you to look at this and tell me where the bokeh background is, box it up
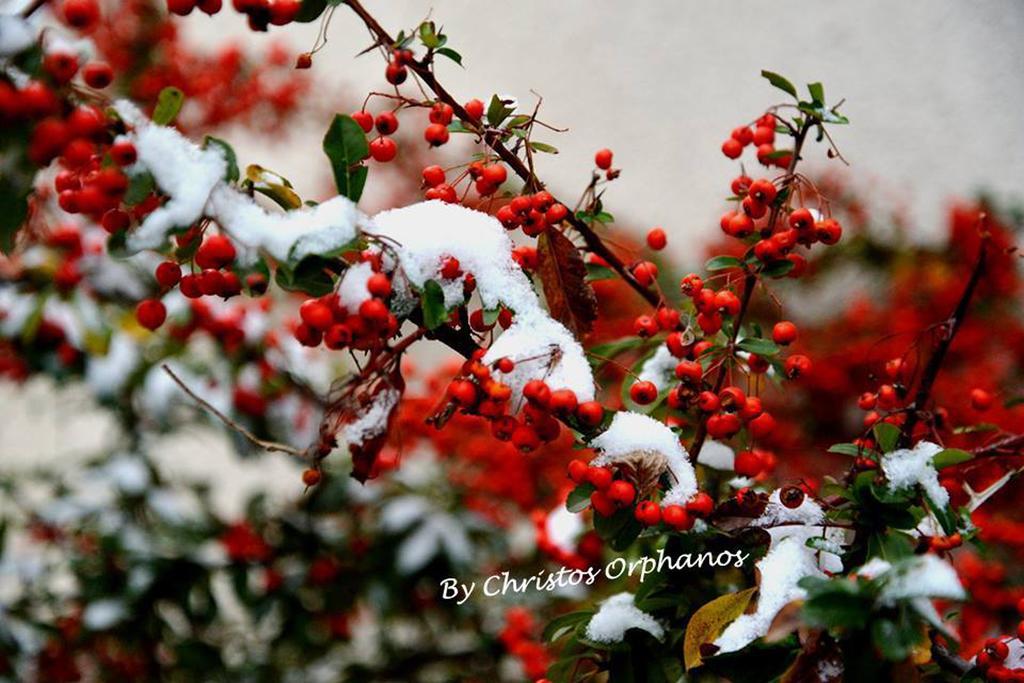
[3,0,1024,521]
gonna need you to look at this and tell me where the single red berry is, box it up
[100,208,130,234]
[295,53,312,69]
[43,52,79,84]
[772,321,798,345]
[784,354,812,379]
[576,401,604,428]
[630,380,658,405]
[970,388,994,411]
[686,492,714,518]
[662,505,693,531]
[294,322,322,347]
[359,298,389,323]
[590,490,616,517]
[731,126,753,146]
[385,61,407,85]
[523,379,551,408]
[82,62,113,89]
[135,299,166,331]
[464,98,484,120]
[608,480,636,506]
[632,261,658,287]
[324,324,352,350]
[734,451,762,477]
[646,227,667,251]
[511,425,540,452]
[299,300,334,330]
[447,379,478,407]
[549,389,578,414]
[166,0,196,15]
[594,148,613,170]
[422,165,446,187]
[482,164,507,186]
[302,468,322,487]
[634,501,661,526]
[351,110,373,133]
[586,466,613,490]
[567,459,589,484]
[428,102,454,124]
[62,0,100,29]
[721,138,743,159]
[369,136,397,162]
[374,111,398,135]
[110,140,137,166]
[195,234,236,270]
[366,273,391,298]
[730,175,752,196]
[155,261,181,288]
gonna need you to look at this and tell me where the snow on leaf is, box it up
[684,587,757,670]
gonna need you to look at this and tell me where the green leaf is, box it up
[542,611,592,642]
[418,21,444,49]
[737,338,780,357]
[529,141,559,154]
[0,176,29,255]
[761,259,795,278]
[153,87,185,126]
[123,172,155,206]
[760,70,798,99]
[932,448,972,469]
[873,422,901,453]
[420,280,448,330]
[705,255,742,272]
[486,94,514,127]
[566,483,595,513]
[203,136,239,183]
[274,256,336,296]
[435,47,463,66]
[828,443,866,457]
[294,0,326,22]
[322,114,370,202]
[585,263,616,282]
[807,82,825,105]
[800,577,872,629]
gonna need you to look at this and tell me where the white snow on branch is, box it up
[875,554,965,606]
[714,534,823,654]
[372,201,594,402]
[881,440,949,508]
[113,101,365,263]
[336,260,375,312]
[696,440,735,470]
[585,592,664,643]
[636,343,676,391]
[341,388,400,449]
[590,411,697,507]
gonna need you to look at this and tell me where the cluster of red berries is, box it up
[42,50,112,90]
[566,458,716,530]
[293,264,397,351]
[419,156,512,204]
[445,368,604,453]
[60,0,101,31]
[498,608,552,680]
[976,629,1024,681]
[720,179,841,267]
[165,0,299,30]
[593,147,621,181]
[493,191,569,235]
[720,113,791,168]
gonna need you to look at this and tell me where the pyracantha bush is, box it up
[1,1,1023,681]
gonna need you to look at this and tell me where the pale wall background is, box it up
[3,1,1024,483]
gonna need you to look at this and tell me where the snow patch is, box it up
[585,592,664,643]
[881,440,949,508]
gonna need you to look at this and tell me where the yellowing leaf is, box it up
[683,587,757,671]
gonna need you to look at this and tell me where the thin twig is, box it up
[342,0,660,308]
[161,364,306,458]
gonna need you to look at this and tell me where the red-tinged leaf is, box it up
[319,367,405,483]
[536,229,598,335]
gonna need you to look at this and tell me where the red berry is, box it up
[646,227,667,251]
[166,0,196,15]
[294,322,322,347]
[422,165,445,187]
[608,480,635,505]
[62,0,100,29]
[299,300,333,330]
[429,102,454,124]
[359,298,389,323]
[784,354,812,379]
[110,140,137,166]
[594,148,613,170]
[374,111,398,135]
[464,98,484,120]
[567,459,589,484]
[706,412,741,439]
[43,52,79,84]
[734,450,762,477]
[632,261,658,287]
[721,138,743,159]
[549,389,578,414]
[590,490,616,517]
[482,164,507,186]
[686,492,714,518]
[635,501,661,526]
[629,380,658,405]
[675,360,703,385]
[369,137,397,162]
[269,0,299,24]
[511,425,540,452]
[576,401,604,428]
[366,273,391,298]
[731,127,753,145]
[385,61,407,85]
[301,468,322,487]
[195,234,236,270]
[155,261,181,288]
[448,379,477,407]
[100,208,129,234]
[82,62,113,89]
[662,505,692,531]
[772,321,798,346]
[523,379,551,408]
[970,388,994,412]
[424,123,450,147]
[135,299,166,330]
[324,324,352,350]
[351,110,373,133]
[586,466,613,490]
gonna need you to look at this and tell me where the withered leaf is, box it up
[683,587,758,670]
[536,229,598,336]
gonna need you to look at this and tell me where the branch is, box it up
[342,0,660,308]
[161,364,307,458]
[900,229,989,444]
